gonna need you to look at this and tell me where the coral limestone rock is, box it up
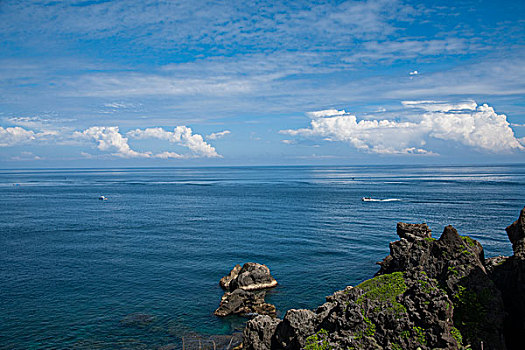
[229,263,278,291]
[220,264,242,290]
[216,263,278,319]
[214,289,276,317]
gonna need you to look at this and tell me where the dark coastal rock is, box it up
[243,315,280,350]
[505,206,525,257]
[240,208,525,350]
[486,206,525,350]
[220,264,242,290]
[228,263,278,291]
[377,223,504,349]
[273,309,317,349]
[397,222,432,241]
[244,271,457,350]
[215,288,276,318]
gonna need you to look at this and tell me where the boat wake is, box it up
[362,197,401,202]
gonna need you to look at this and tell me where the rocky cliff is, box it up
[240,207,525,350]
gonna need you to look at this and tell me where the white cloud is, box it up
[281,101,524,154]
[207,130,231,140]
[10,151,42,161]
[421,103,524,152]
[152,151,185,159]
[73,126,150,158]
[0,126,36,146]
[306,109,348,119]
[128,126,221,158]
[1,122,221,159]
[403,100,477,112]
[409,70,419,75]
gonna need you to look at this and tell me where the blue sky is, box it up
[0,0,524,167]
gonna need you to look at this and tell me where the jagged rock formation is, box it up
[220,264,243,290]
[228,263,278,291]
[244,271,458,350]
[215,289,276,317]
[241,207,525,350]
[377,224,505,349]
[215,263,278,317]
[486,207,525,350]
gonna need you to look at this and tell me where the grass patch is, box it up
[451,327,463,346]
[462,236,477,247]
[453,286,492,342]
[356,272,408,316]
[304,329,331,350]
[413,326,427,346]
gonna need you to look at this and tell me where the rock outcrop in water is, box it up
[215,263,278,317]
[241,207,525,350]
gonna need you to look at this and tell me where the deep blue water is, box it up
[1,165,524,349]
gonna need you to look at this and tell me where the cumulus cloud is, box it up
[207,130,231,140]
[0,126,36,146]
[409,70,419,75]
[127,126,220,158]
[1,122,221,159]
[281,101,524,154]
[73,126,151,158]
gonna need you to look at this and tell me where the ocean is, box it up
[1,165,524,349]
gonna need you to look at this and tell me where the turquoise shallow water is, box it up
[1,165,524,349]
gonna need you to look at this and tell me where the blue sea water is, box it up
[1,165,524,349]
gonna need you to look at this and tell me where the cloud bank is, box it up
[1,124,221,160]
[73,126,151,158]
[0,126,36,146]
[281,101,524,154]
[127,126,220,158]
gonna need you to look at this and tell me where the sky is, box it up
[0,0,524,167]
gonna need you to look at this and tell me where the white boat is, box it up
[362,197,401,202]
[99,195,107,201]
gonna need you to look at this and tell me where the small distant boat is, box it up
[99,195,108,201]
[362,197,401,202]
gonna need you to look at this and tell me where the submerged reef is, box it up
[239,206,525,350]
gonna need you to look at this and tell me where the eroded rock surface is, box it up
[215,289,276,317]
[377,224,505,349]
[486,207,525,350]
[228,263,278,291]
[216,263,278,318]
[220,264,242,290]
[242,207,525,350]
[245,271,457,350]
